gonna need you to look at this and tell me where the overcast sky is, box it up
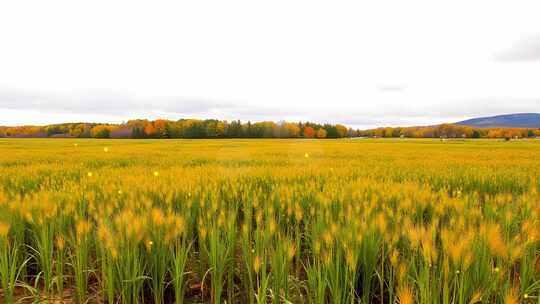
[1,0,539,129]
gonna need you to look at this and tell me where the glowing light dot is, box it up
[494,267,499,273]
[524,294,528,299]
[304,153,309,158]
[87,172,93,177]
[104,147,109,152]
[153,171,159,177]
[74,143,78,147]
[118,190,122,195]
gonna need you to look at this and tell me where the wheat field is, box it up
[0,139,539,303]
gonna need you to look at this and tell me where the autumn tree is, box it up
[335,124,348,138]
[144,122,157,138]
[280,122,301,138]
[216,121,226,137]
[91,125,112,138]
[303,126,315,138]
[316,128,327,138]
[153,119,170,138]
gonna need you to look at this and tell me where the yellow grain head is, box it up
[110,247,118,259]
[463,252,473,270]
[76,219,91,241]
[398,262,408,282]
[268,218,276,236]
[151,208,165,226]
[390,249,399,266]
[449,240,464,264]
[421,238,436,265]
[322,250,331,266]
[217,211,225,228]
[468,290,482,304]
[503,287,519,304]
[267,205,274,216]
[522,220,540,243]
[55,235,65,250]
[313,240,321,256]
[294,207,303,222]
[97,224,112,243]
[442,257,450,277]
[345,249,356,272]
[508,243,524,262]
[397,285,414,304]
[287,242,296,261]
[486,224,507,258]
[0,190,5,206]
[128,215,146,242]
[173,214,185,237]
[504,210,513,224]
[356,230,363,244]
[0,221,10,238]
[211,200,218,214]
[241,222,249,236]
[406,225,420,248]
[199,227,207,241]
[255,210,263,226]
[322,230,333,247]
[199,198,205,208]
[253,255,262,274]
[376,213,387,235]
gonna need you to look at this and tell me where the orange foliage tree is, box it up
[303,126,315,138]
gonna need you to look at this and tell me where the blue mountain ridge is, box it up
[455,113,540,128]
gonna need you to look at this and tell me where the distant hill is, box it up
[456,113,540,128]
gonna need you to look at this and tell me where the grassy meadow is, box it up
[0,138,539,303]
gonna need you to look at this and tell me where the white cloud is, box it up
[496,35,540,62]
[0,0,539,129]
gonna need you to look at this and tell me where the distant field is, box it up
[0,139,539,303]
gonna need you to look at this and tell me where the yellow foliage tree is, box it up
[316,128,327,138]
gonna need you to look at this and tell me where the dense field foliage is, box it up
[0,138,539,303]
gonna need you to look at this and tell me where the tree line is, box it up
[0,119,352,139]
[359,123,540,139]
[1,119,539,139]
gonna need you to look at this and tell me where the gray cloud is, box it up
[495,34,540,62]
[0,88,236,116]
[324,98,540,128]
[231,107,304,118]
[422,98,540,119]
[0,88,311,126]
[372,98,538,119]
[1,88,539,129]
